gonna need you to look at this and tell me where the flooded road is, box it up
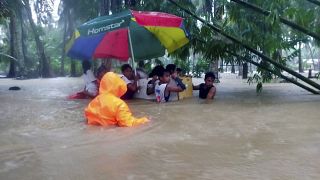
[1,77,320,180]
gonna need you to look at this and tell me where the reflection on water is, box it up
[1,77,320,179]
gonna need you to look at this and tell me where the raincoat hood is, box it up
[99,72,127,97]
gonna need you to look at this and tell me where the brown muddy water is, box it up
[0,77,320,180]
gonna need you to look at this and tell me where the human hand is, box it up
[134,74,140,81]
[133,117,150,126]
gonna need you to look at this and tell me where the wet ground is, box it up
[1,76,320,180]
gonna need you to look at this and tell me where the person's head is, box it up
[138,60,144,68]
[96,64,107,80]
[82,60,91,74]
[149,65,165,78]
[166,64,176,75]
[204,72,216,86]
[176,68,182,76]
[158,69,171,83]
[121,64,133,79]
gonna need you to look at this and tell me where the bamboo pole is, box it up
[195,37,319,94]
[227,51,319,94]
[167,0,320,91]
[230,0,320,41]
[306,0,320,6]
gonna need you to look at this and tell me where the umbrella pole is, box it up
[128,28,136,75]
[128,28,140,92]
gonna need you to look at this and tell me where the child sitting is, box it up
[146,65,165,95]
[155,69,185,103]
[82,60,98,98]
[193,72,216,100]
[120,64,139,100]
[96,64,107,83]
[68,61,99,100]
[165,64,186,101]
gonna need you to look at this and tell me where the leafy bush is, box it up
[193,58,210,78]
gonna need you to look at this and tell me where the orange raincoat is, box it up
[85,72,149,127]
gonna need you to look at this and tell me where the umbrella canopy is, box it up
[66,10,189,61]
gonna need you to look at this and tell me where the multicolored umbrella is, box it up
[66,10,189,62]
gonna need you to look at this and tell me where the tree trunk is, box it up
[15,20,23,77]
[8,12,17,78]
[219,59,224,72]
[124,0,129,7]
[70,60,76,77]
[192,51,195,74]
[131,0,137,7]
[23,0,51,77]
[243,62,248,79]
[211,60,219,71]
[231,62,235,73]
[298,41,304,73]
[238,61,243,76]
[60,16,68,76]
[111,0,121,13]
[67,10,77,77]
[307,43,316,70]
[100,0,110,16]
[20,13,28,65]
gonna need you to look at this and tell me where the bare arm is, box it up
[146,80,156,95]
[206,86,216,99]
[127,80,138,92]
[193,84,200,90]
[166,85,183,93]
[116,101,149,127]
[127,75,139,92]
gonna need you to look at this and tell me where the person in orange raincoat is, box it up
[85,72,149,127]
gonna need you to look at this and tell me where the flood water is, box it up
[1,76,320,180]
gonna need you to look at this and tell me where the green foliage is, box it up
[174,58,191,75]
[247,73,263,93]
[193,58,210,77]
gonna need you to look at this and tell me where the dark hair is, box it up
[82,60,91,74]
[149,65,165,77]
[166,64,176,74]
[138,60,144,68]
[205,72,216,80]
[121,64,132,72]
[96,64,107,76]
[176,68,182,72]
[159,68,170,77]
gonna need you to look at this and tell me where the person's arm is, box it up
[166,85,183,93]
[116,100,149,127]
[193,84,200,90]
[127,81,138,91]
[206,86,216,100]
[127,74,139,92]
[146,80,156,95]
[173,77,186,90]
